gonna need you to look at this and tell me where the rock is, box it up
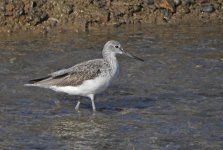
[177,5,190,14]
[27,8,48,25]
[182,0,195,5]
[212,2,221,10]
[59,4,73,15]
[0,3,4,11]
[144,0,154,5]
[3,0,25,17]
[155,0,176,13]
[4,4,14,16]
[5,4,14,12]
[161,9,171,21]
[133,5,142,13]
[201,3,215,13]
[47,18,59,27]
[129,5,142,15]
[31,0,47,8]
[173,0,181,6]
[91,0,107,8]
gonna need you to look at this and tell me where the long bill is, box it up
[123,51,144,62]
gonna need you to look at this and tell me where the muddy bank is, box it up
[0,0,223,33]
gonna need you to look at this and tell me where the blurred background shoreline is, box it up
[0,0,222,34]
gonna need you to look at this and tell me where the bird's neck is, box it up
[103,51,119,75]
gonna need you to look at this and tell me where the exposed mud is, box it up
[0,0,223,33]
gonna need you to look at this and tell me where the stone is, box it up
[201,3,215,13]
[5,4,14,12]
[182,0,195,5]
[27,8,48,25]
[173,0,181,6]
[144,0,154,5]
[161,8,171,21]
[3,0,25,17]
[62,5,73,15]
[177,5,190,14]
[155,0,176,12]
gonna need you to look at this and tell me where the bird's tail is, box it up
[24,83,38,86]
[24,76,50,87]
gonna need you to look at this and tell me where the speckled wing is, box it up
[30,59,108,87]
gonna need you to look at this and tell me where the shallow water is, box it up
[0,25,223,150]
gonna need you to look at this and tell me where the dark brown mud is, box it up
[0,0,223,33]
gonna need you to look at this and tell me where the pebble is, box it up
[177,5,190,14]
[213,2,221,10]
[183,0,195,5]
[60,4,73,15]
[201,3,215,13]
[133,5,142,13]
[28,9,48,26]
[161,8,168,16]
[161,9,171,21]
[154,0,176,13]
[173,0,181,6]
[144,0,154,5]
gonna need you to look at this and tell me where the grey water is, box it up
[0,25,223,150]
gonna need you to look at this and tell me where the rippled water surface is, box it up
[0,25,223,149]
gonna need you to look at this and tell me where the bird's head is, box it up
[103,40,144,62]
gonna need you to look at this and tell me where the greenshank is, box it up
[25,40,143,111]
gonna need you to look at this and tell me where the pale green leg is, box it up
[75,101,80,111]
[88,94,96,111]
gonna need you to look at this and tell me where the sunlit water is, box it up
[0,25,223,149]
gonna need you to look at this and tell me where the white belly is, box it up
[50,76,111,96]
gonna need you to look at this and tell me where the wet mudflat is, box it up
[0,25,223,149]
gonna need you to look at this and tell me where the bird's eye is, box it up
[115,45,119,48]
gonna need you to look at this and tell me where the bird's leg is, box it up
[75,100,81,111]
[75,97,81,111]
[89,94,96,111]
